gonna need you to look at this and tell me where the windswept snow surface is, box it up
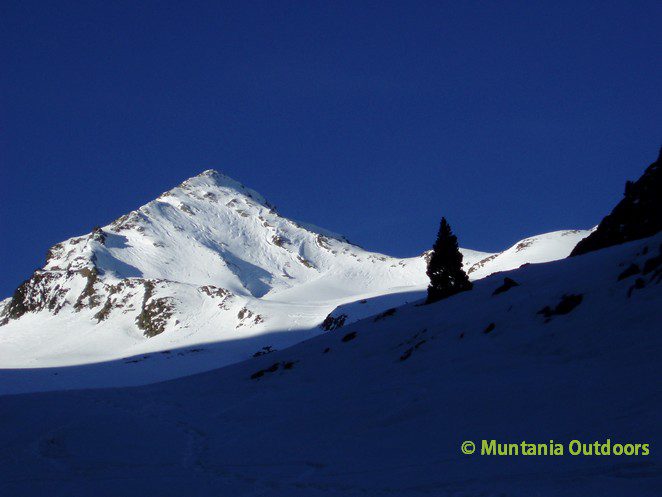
[0,234,660,496]
[0,170,590,390]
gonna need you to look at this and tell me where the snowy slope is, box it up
[308,229,593,333]
[465,229,592,279]
[0,170,590,383]
[1,233,659,496]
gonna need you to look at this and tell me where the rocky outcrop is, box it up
[73,267,101,311]
[199,285,233,309]
[136,281,175,338]
[467,254,498,275]
[320,313,347,331]
[236,307,264,328]
[0,225,180,338]
[571,149,662,256]
[0,271,68,325]
[93,279,146,322]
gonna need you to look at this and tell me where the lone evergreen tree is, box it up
[426,217,472,304]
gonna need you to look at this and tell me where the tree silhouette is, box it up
[426,217,472,304]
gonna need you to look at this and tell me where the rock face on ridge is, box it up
[571,148,662,257]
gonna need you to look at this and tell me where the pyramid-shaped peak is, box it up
[174,169,270,206]
[187,168,244,187]
[195,169,232,181]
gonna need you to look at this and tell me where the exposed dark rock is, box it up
[373,308,396,322]
[250,361,294,379]
[74,267,101,311]
[271,235,287,247]
[571,148,662,256]
[93,297,115,322]
[236,307,264,327]
[179,203,195,215]
[253,346,275,358]
[94,279,144,321]
[515,240,533,252]
[483,322,496,334]
[627,278,647,298]
[110,211,146,233]
[236,307,264,328]
[396,329,428,348]
[554,294,583,315]
[538,306,553,319]
[0,271,69,325]
[297,256,315,269]
[91,226,106,244]
[315,235,331,250]
[341,331,357,342]
[136,281,174,338]
[199,285,231,298]
[250,370,265,379]
[199,285,232,309]
[45,243,65,266]
[618,263,641,281]
[492,277,519,295]
[642,245,662,274]
[265,362,280,373]
[538,294,583,319]
[92,283,123,322]
[468,254,498,275]
[320,313,347,331]
[202,192,218,202]
[399,336,428,361]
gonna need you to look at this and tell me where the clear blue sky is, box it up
[1,0,660,296]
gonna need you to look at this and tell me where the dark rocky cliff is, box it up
[571,148,662,257]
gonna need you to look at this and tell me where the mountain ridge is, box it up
[0,170,590,384]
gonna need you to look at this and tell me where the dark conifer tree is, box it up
[426,217,472,304]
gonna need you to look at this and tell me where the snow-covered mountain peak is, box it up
[170,168,271,208]
[38,169,365,300]
[0,170,591,376]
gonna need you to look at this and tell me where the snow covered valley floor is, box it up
[1,234,660,496]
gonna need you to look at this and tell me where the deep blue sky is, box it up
[1,1,660,296]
